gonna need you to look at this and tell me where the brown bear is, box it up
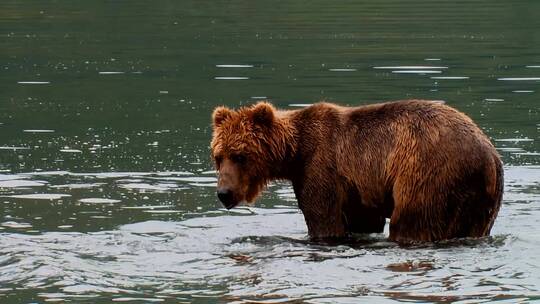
[210,100,503,243]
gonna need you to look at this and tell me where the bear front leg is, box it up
[293,178,347,240]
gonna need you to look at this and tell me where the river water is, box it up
[1,0,539,303]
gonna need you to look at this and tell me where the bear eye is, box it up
[230,154,247,164]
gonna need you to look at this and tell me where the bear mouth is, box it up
[218,194,241,210]
[222,200,238,210]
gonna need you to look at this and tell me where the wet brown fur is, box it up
[211,100,503,243]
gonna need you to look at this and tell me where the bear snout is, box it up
[217,188,236,209]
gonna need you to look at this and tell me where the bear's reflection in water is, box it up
[230,230,507,254]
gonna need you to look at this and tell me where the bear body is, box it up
[211,100,503,243]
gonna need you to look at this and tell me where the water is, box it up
[1,0,540,302]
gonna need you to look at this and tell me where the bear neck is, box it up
[268,110,300,180]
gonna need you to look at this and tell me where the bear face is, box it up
[211,102,288,209]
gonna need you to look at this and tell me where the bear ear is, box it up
[251,102,275,127]
[212,106,233,127]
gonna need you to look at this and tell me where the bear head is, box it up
[210,102,292,209]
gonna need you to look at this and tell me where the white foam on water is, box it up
[1,221,32,229]
[498,77,540,81]
[392,70,442,74]
[155,183,182,189]
[116,179,144,183]
[513,90,534,93]
[121,205,175,210]
[200,170,217,175]
[425,58,442,61]
[431,76,469,80]
[484,98,505,102]
[329,68,357,72]
[0,180,47,188]
[23,129,55,133]
[497,147,525,152]
[374,66,448,69]
[119,183,178,192]
[505,165,540,186]
[77,172,153,179]
[273,204,296,209]
[216,64,253,68]
[156,176,217,183]
[251,96,268,99]
[214,77,249,80]
[17,81,50,84]
[0,174,25,181]
[37,293,67,299]
[60,149,83,153]
[50,183,106,189]
[4,194,72,200]
[188,182,217,188]
[515,152,540,156]
[496,138,534,142]
[57,225,73,229]
[120,220,181,233]
[112,298,164,302]
[275,187,296,201]
[79,198,121,204]
[143,210,182,214]
[0,146,30,150]
[274,188,293,194]
[154,171,194,176]
[526,65,540,68]
[20,171,70,178]
[98,72,124,75]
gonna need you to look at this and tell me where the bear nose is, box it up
[217,188,235,209]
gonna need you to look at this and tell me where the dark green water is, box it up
[1,0,539,303]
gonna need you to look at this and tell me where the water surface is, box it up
[1,0,540,302]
